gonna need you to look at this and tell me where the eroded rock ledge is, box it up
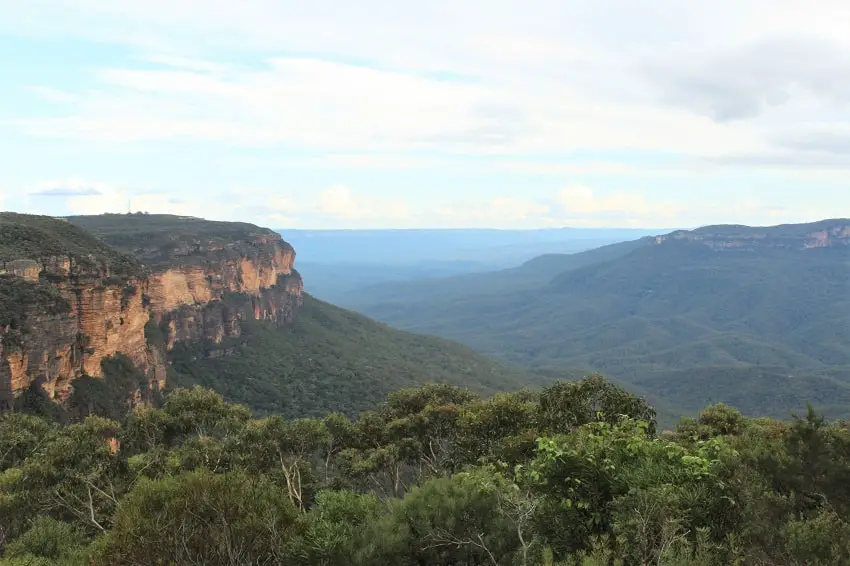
[0,222,302,410]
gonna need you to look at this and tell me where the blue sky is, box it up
[2,0,850,229]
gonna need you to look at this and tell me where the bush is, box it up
[3,517,85,563]
[92,469,301,565]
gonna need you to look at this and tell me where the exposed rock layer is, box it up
[653,222,850,251]
[0,230,302,410]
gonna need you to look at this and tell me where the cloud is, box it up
[552,186,682,222]
[12,0,850,166]
[33,179,212,218]
[30,186,103,197]
[432,187,688,228]
[772,127,850,156]
[5,0,850,227]
[436,197,551,227]
[28,179,118,197]
[14,176,848,230]
[431,186,840,229]
[316,185,409,222]
[15,55,766,157]
[644,37,850,122]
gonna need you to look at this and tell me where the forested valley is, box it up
[3,376,849,565]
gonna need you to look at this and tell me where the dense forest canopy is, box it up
[168,295,554,419]
[2,376,849,565]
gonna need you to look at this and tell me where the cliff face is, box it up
[653,222,850,251]
[0,216,303,411]
[147,238,303,349]
[0,251,160,409]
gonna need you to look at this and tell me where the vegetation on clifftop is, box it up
[0,279,70,346]
[68,213,292,269]
[0,213,143,282]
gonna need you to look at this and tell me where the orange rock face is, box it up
[147,246,295,313]
[0,275,163,406]
[75,284,151,378]
[146,242,300,350]
[147,268,216,312]
[0,238,302,409]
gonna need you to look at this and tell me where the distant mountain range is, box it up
[279,227,661,303]
[349,219,850,419]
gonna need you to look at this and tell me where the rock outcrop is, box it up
[147,238,303,349]
[652,220,850,251]
[0,214,303,410]
[0,274,159,406]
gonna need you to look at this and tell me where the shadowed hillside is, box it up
[167,294,552,418]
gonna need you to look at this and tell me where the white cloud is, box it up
[61,183,182,216]
[431,186,847,229]
[6,0,850,166]
[28,179,220,218]
[436,197,551,227]
[316,185,409,222]
[15,57,765,157]
[13,178,848,229]
[552,186,683,221]
[431,187,684,228]
[5,0,850,229]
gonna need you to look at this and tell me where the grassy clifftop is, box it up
[0,212,142,280]
[68,213,292,269]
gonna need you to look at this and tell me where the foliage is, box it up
[0,413,56,472]
[92,469,300,565]
[2,517,86,565]
[67,213,290,270]
[168,295,546,418]
[64,355,153,423]
[537,374,657,435]
[0,279,70,337]
[3,376,850,565]
[289,490,381,565]
[357,470,521,566]
[0,212,143,282]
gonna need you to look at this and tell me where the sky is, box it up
[2,0,850,229]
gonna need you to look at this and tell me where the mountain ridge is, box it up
[352,218,850,419]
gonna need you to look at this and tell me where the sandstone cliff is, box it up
[0,213,303,411]
[652,220,850,251]
[146,238,303,349]
[0,249,159,410]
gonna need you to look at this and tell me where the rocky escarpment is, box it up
[69,215,304,352]
[0,213,303,411]
[0,254,161,409]
[653,219,850,251]
[146,239,303,349]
